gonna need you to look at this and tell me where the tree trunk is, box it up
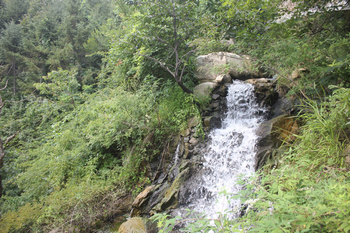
[0,138,4,198]
[13,62,16,96]
[176,80,193,94]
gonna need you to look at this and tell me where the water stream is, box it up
[182,80,267,219]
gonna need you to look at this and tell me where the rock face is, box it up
[195,52,258,83]
[255,114,299,170]
[245,78,278,107]
[118,217,157,233]
[153,167,191,212]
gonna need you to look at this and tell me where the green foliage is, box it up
[156,84,198,133]
[15,86,155,200]
[0,0,29,26]
[152,206,244,233]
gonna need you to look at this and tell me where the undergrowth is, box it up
[0,81,202,232]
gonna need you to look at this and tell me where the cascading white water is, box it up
[191,80,267,218]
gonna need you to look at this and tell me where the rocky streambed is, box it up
[113,52,300,233]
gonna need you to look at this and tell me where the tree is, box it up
[0,80,18,198]
[34,68,80,109]
[0,0,29,28]
[121,0,198,94]
[0,21,25,96]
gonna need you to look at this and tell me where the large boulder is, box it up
[195,52,258,83]
[119,217,157,233]
[193,82,218,100]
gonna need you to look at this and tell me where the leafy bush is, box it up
[0,202,42,233]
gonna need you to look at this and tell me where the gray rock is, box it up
[188,116,200,129]
[195,52,258,83]
[212,94,220,100]
[119,217,157,233]
[203,116,221,129]
[189,137,198,146]
[154,168,191,211]
[183,137,190,143]
[256,114,299,170]
[194,82,218,100]
[132,185,156,209]
[215,74,232,84]
[181,128,191,137]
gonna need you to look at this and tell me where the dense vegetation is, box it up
[0,0,349,232]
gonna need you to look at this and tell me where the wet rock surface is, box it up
[245,78,279,108]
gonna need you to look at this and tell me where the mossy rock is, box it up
[118,217,157,233]
[194,82,218,100]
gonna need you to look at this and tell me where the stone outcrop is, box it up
[153,167,191,212]
[129,72,231,218]
[215,74,232,84]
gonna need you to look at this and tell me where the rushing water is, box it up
[184,80,267,219]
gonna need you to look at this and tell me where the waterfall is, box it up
[185,80,267,219]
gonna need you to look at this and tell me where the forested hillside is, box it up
[0,0,350,232]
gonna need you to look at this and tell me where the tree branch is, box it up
[0,131,18,162]
[0,80,8,91]
[4,89,37,104]
[4,131,18,146]
[156,36,174,50]
[179,48,197,65]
